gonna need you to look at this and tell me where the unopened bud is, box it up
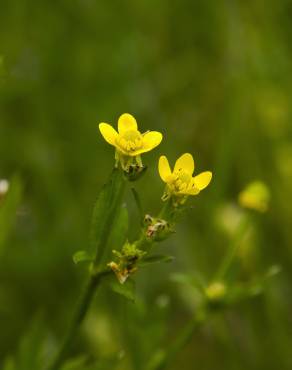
[205,282,226,304]
[238,181,270,213]
[108,242,145,284]
[144,215,174,242]
[124,164,147,182]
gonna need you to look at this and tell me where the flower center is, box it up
[116,130,143,153]
[172,171,192,192]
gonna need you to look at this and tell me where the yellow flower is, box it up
[158,153,212,204]
[99,113,162,171]
[238,181,270,213]
[205,282,226,302]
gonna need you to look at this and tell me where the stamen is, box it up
[170,170,192,193]
[117,130,143,153]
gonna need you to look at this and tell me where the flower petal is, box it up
[193,171,212,190]
[186,184,200,195]
[158,156,172,182]
[99,123,118,146]
[174,153,194,175]
[142,131,163,152]
[118,113,138,133]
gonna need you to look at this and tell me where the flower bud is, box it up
[205,282,226,308]
[144,214,174,242]
[108,242,146,284]
[123,162,147,182]
[238,181,270,213]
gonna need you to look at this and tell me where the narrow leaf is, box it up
[131,187,143,222]
[140,254,174,267]
[3,315,46,370]
[171,272,206,294]
[61,355,88,370]
[108,275,136,302]
[62,355,121,370]
[3,357,15,370]
[90,169,126,266]
[72,250,93,265]
[106,204,128,261]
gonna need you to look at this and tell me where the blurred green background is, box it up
[1,0,292,369]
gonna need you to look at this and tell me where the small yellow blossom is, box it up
[205,282,226,302]
[99,113,162,171]
[158,153,212,204]
[238,181,270,213]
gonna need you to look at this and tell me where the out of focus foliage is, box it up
[0,0,292,369]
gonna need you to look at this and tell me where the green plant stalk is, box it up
[147,308,207,370]
[131,186,144,223]
[48,169,127,370]
[47,269,110,370]
[147,214,251,370]
[131,199,173,251]
[215,214,251,281]
[158,199,173,220]
[94,169,127,266]
[145,209,251,370]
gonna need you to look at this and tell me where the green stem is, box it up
[134,199,173,251]
[94,169,126,266]
[158,199,173,220]
[131,187,144,223]
[147,308,207,370]
[48,169,127,370]
[215,214,251,281]
[47,270,110,370]
[134,231,149,250]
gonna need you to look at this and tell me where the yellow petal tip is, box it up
[194,171,212,190]
[98,122,118,145]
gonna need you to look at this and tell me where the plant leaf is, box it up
[106,203,128,261]
[72,250,93,264]
[140,254,174,267]
[265,264,282,279]
[61,355,88,370]
[108,275,136,302]
[3,357,15,370]
[90,169,126,266]
[3,315,46,370]
[131,187,143,223]
[228,264,283,304]
[61,355,121,370]
[171,272,206,294]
